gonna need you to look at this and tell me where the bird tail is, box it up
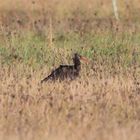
[41,75,52,83]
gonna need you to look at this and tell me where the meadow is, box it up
[0,0,140,140]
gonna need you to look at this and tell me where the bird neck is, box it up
[74,62,81,70]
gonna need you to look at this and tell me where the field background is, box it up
[0,0,140,140]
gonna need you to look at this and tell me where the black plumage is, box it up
[41,53,87,83]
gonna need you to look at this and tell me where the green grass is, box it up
[1,30,140,70]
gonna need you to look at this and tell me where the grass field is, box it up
[0,0,140,140]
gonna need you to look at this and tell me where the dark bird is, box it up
[41,53,88,83]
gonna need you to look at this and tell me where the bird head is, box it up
[73,53,89,65]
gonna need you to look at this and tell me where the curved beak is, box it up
[80,55,90,64]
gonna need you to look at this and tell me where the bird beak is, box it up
[80,56,90,64]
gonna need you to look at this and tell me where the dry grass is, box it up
[0,58,140,140]
[0,0,140,140]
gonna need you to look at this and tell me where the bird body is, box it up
[41,53,88,83]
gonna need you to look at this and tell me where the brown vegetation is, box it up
[0,0,140,140]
